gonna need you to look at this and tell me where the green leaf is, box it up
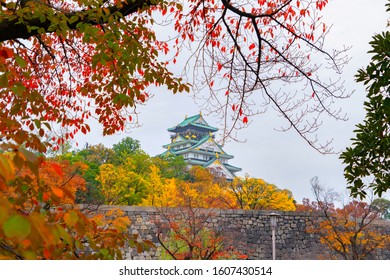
[15,55,27,68]
[56,224,73,246]
[4,215,31,239]
[384,97,390,110]
[39,15,46,23]
[10,103,21,115]
[100,248,109,256]
[22,251,37,260]
[68,15,79,24]
[0,73,8,88]
[21,185,29,193]
[11,84,26,97]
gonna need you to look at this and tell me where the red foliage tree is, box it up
[0,0,348,153]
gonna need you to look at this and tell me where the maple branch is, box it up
[157,231,178,260]
[0,0,155,42]
[217,3,331,153]
[0,242,24,260]
[180,1,351,154]
[221,0,293,19]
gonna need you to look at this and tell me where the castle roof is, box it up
[167,114,218,133]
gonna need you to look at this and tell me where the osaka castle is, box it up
[161,113,242,180]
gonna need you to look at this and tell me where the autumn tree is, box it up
[157,213,246,260]
[0,147,146,260]
[58,144,112,204]
[175,166,236,209]
[51,143,126,205]
[138,164,178,207]
[1,0,348,155]
[26,157,87,204]
[140,166,235,208]
[340,1,390,199]
[304,177,390,260]
[77,143,115,166]
[226,175,296,211]
[97,161,150,205]
[71,140,186,206]
[155,167,245,259]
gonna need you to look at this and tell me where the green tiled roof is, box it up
[159,150,178,157]
[224,163,242,172]
[172,135,232,158]
[180,114,201,126]
[162,136,197,149]
[168,114,218,132]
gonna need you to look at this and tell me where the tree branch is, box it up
[0,242,24,260]
[0,0,155,42]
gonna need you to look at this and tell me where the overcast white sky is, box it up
[75,0,390,203]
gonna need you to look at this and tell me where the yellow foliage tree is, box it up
[139,165,177,207]
[141,166,235,209]
[226,175,296,211]
[97,161,150,205]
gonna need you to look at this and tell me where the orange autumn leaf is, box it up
[51,187,64,198]
[50,163,63,176]
[42,192,50,202]
[43,248,51,259]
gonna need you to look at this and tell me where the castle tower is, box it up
[160,113,241,180]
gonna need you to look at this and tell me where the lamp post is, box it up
[269,212,280,260]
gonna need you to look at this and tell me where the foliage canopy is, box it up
[340,1,390,198]
[302,177,390,260]
[1,0,348,153]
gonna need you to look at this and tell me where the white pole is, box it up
[272,227,276,260]
[269,212,279,260]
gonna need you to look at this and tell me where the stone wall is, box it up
[92,205,390,260]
